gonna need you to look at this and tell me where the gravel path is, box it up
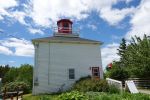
[139,89,150,94]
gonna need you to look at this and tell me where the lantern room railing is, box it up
[53,27,80,34]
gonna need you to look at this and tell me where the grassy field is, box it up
[23,92,150,100]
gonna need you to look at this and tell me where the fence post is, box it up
[16,88,19,100]
[3,87,6,100]
[11,95,13,100]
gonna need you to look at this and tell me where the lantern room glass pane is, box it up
[63,23,69,28]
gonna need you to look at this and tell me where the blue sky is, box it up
[0,0,150,69]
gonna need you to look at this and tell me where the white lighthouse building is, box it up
[32,19,103,95]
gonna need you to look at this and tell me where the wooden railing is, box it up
[0,87,23,100]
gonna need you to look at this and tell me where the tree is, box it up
[2,67,18,83]
[0,65,10,79]
[2,64,33,92]
[106,62,129,81]
[106,35,150,79]
[125,35,150,78]
[117,38,127,59]
[17,64,33,87]
[117,38,127,67]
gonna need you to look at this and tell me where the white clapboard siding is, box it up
[33,42,103,95]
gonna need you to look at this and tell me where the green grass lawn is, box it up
[23,92,150,100]
[23,94,58,100]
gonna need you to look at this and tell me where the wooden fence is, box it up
[127,78,150,89]
[0,87,23,100]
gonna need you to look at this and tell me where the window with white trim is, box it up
[69,68,75,79]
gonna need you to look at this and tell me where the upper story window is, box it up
[69,68,75,79]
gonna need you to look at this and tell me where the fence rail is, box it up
[0,87,23,100]
[106,78,123,91]
[128,78,150,89]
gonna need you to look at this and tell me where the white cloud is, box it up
[111,35,122,40]
[0,0,17,8]
[0,38,34,57]
[8,60,15,63]
[100,7,135,25]
[0,45,13,55]
[0,0,137,29]
[28,28,44,34]
[87,24,97,30]
[101,43,120,69]
[125,0,133,4]
[0,0,18,19]
[11,11,27,25]
[0,15,3,20]
[125,0,150,40]
[30,0,90,27]
[28,0,136,26]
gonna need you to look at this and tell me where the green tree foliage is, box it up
[2,64,33,93]
[117,38,127,63]
[125,35,150,78]
[17,64,33,87]
[2,81,30,93]
[106,62,129,81]
[0,65,10,79]
[2,67,18,83]
[106,35,150,79]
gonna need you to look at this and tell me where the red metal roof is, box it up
[57,19,73,25]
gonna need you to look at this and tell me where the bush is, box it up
[108,85,120,94]
[86,92,150,100]
[40,96,51,100]
[72,77,109,92]
[58,91,87,100]
[2,81,30,94]
[106,66,129,81]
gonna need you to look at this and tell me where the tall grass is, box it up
[23,92,150,100]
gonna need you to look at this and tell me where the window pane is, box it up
[92,67,100,77]
[63,23,69,28]
[69,69,75,79]
[93,69,98,72]
[93,72,99,76]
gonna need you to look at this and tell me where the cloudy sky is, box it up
[0,0,150,69]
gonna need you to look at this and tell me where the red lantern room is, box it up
[57,19,73,34]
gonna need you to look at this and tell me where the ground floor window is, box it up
[69,68,75,79]
[34,77,39,86]
[92,67,100,79]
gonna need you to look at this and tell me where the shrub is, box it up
[40,96,51,100]
[2,81,30,94]
[58,91,87,100]
[106,66,129,81]
[108,85,120,94]
[72,77,109,92]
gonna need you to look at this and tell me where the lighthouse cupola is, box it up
[57,19,72,34]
